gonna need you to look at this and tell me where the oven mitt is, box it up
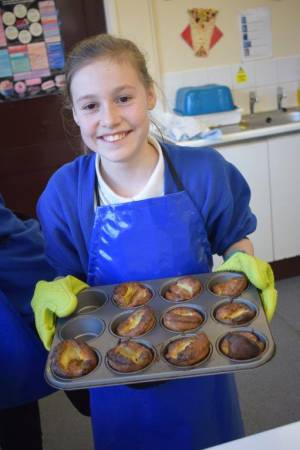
[31,275,89,350]
[215,252,277,321]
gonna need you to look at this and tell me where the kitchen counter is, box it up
[203,421,300,450]
[173,108,300,148]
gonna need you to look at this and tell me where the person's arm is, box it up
[186,147,257,257]
[184,148,277,321]
[32,158,94,350]
[0,194,56,319]
[36,156,94,279]
[223,237,254,259]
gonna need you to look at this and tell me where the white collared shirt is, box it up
[95,135,164,205]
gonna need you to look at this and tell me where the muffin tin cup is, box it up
[111,283,155,309]
[109,308,157,338]
[161,333,213,370]
[59,315,105,342]
[160,304,206,333]
[50,347,102,382]
[75,289,107,314]
[105,339,158,375]
[45,272,276,390]
[207,272,249,297]
[159,276,203,303]
[216,328,268,363]
[211,298,258,327]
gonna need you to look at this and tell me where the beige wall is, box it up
[104,0,300,112]
[111,0,160,83]
[109,0,300,75]
[154,0,300,72]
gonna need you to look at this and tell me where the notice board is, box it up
[0,0,65,101]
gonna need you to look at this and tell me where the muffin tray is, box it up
[45,272,276,390]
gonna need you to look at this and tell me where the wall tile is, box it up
[180,68,208,87]
[163,56,300,114]
[256,86,277,112]
[276,56,300,83]
[280,82,298,108]
[254,59,277,86]
[231,88,251,114]
[162,85,177,111]
[163,69,208,110]
[163,71,184,110]
[206,65,232,87]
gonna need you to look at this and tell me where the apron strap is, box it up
[94,173,101,207]
[161,146,185,192]
[94,145,185,207]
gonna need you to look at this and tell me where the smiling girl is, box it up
[31,34,275,450]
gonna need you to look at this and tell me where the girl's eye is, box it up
[83,103,97,111]
[117,96,131,104]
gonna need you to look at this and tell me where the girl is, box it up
[32,34,275,450]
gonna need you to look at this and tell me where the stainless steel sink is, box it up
[220,108,300,135]
[243,109,300,127]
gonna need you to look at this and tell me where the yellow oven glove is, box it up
[31,275,89,350]
[215,252,278,321]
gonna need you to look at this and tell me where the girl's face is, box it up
[71,57,156,165]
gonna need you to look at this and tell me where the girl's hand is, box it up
[31,276,89,350]
[215,252,277,321]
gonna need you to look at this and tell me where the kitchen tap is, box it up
[249,91,259,115]
[277,86,287,111]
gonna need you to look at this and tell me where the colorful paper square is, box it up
[0,48,12,77]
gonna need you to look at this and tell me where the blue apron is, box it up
[0,290,54,409]
[88,150,244,450]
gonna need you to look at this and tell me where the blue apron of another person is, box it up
[0,290,54,409]
[88,150,244,450]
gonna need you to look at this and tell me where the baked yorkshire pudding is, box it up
[52,339,98,378]
[163,277,202,301]
[116,307,156,337]
[164,332,210,367]
[211,276,248,297]
[107,340,154,373]
[113,282,153,308]
[163,307,204,332]
[214,302,256,325]
[219,331,265,360]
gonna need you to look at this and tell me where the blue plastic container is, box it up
[174,84,236,116]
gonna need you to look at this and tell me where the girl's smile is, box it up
[97,130,131,143]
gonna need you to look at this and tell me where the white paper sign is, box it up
[239,6,272,61]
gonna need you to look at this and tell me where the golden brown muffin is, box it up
[164,332,210,367]
[219,331,265,360]
[113,282,153,308]
[116,307,156,337]
[163,307,204,332]
[214,302,255,325]
[211,276,248,297]
[51,339,98,378]
[107,340,154,373]
[163,277,202,301]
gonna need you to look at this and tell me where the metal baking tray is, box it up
[45,272,276,390]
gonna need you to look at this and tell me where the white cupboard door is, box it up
[268,134,300,259]
[215,141,274,263]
